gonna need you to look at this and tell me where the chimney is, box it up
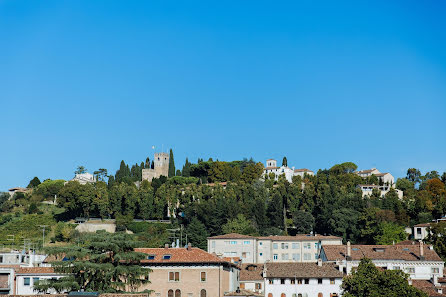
[187,243,192,251]
[408,278,412,286]
[346,241,352,260]
[437,287,443,294]
[419,240,425,260]
[164,244,169,249]
[318,258,322,267]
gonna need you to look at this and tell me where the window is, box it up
[281,254,289,260]
[0,256,3,263]
[169,271,180,281]
[259,242,263,246]
[291,279,296,284]
[303,253,311,260]
[315,253,318,259]
[297,279,302,285]
[244,241,251,245]
[200,272,206,282]
[330,278,335,284]
[24,277,30,286]
[318,293,323,297]
[33,277,39,284]
[292,253,300,261]
[230,241,237,245]
[318,279,322,284]
[432,268,440,274]
[273,243,278,249]
[268,294,273,297]
[304,279,309,284]
[292,243,299,249]
[281,243,289,249]
[273,254,278,260]
[168,290,174,297]
[240,283,245,289]
[256,283,262,290]
[200,289,206,297]
[175,289,181,297]
[304,243,311,249]
[242,252,250,259]
[281,294,286,297]
[212,241,215,248]
[147,255,155,260]
[393,266,400,270]
[259,252,263,257]
[281,279,285,284]
[269,279,274,284]
[406,267,415,273]
[315,243,319,249]
[417,228,422,235]
[163,254,172,260]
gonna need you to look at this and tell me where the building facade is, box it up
[263,261,343,297]
[142,152,169,182]
[207,233,342,264]
[263,159,314,183]
[135,246,239,297]
[239,264,264,294]
[15,267,64,295]
[320,242,444,281]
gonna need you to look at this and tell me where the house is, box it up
[239,264,264,294]
[263,260,343,297]
[263,159,314,183]
[135,245,240,297]
[8,187,30,198]
[207,233,342,264]
[0,266,15,295]
[67,173,96,185]
[0,251,47,267]
[320,241,444,281]
[15,267,65,295]
[357,184,404,199]
[355,168,395,186]
[224,289,264,297]
[414,223,431,241]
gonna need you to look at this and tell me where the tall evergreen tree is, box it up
[27,177,41,188]
[282,156,288,167]
[182,158,191,177]
[168,149,175,177]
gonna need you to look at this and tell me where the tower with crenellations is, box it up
[142,152,170,182]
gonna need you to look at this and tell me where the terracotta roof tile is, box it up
[412,280,446,297]
[16,267,56,274]
[208,233,255,239]
[265,262,343,278]
[294,169,313,173]
[240,264,264,281]
[258,234,342,241]
[415,223,432,227]
[322,244,442,262]
[136,247,231,265]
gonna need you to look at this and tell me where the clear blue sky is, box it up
[1,0,446,191]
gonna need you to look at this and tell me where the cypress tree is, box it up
[182,158,191,177]
[168,149,175,177]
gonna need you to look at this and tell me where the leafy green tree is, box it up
[168,149,175,178]
[75,166,87,174]
[222,214,257,235]
[27,177,41,188]
[182,158,191,177]
[240,162,264,183]
[407,168,421,184]
[292,210,315,233]
[425,221,446,261]
[93,168,108,182]
[374,222,407,245]
[34,232,150,293]
[282,157,287,167]
[186,217,209,250]
[342,258,427,297]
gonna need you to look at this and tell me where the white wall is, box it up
[264,277,342,297]
[16,275,64,295]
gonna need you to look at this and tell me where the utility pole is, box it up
[39,225,48,249]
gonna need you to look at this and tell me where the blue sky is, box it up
[1,0,445,190]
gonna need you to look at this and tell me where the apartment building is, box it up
[320,241,444,281]
[15,267,64,295]
[207,233,342,264]
[135,246,239,297]
[263,261,343,297]
[239,264,264,294]
[357,184,404,199]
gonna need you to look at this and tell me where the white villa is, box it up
[355,168,404,199]
[67,172,96,185]
[263,159,314,183]
[207,233,342,264]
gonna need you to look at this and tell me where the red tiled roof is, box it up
[208,233,255,239]
[322,244,442,262]
[265,262,343,278]
[412,280,446,297]
[415,223,432,227]
[16,267,56,274]
[136,247,232,265]
[294,169,313,173]
[240,264,264,281]
[258,234,342,241]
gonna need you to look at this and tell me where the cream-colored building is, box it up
[142,152,169,182]
[356,168,395,186]
[207,233,342,264]
[357,184,404,199]
[135,246,239,297]
[263,159,314,183]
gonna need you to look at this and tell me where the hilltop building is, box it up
[68,173,96,185]
[263,159,314,183]
[207,233,342,264]
[142,152,169,182]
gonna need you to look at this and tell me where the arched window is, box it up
[200,289,206,297]
[318,293,323,297]
[168,290,174,297]
[175,289,181,297]
[268,294,273,297]
[281,294,286,297]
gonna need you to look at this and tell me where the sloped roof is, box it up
[294,169,313,173]
[264,262,343,278]
[258,235,342,241]
[208,233,255,239]
[412,280,446,297]
[16,267,56,274]
[414,223,431,227]
[240,264,264,281]
[136,247,232,265]
[322,244,442,262]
